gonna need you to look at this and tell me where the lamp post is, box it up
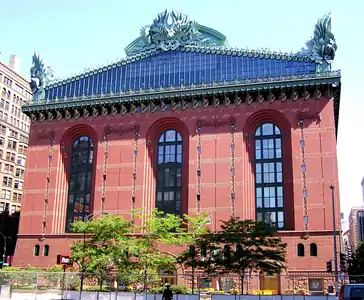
[330,185,339,296]
[79,212,108,296]
[0,232,9,268]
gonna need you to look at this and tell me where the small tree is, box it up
[131,209,208,286]
[348,242,364,283]
[71,215,136,288]
[70,210,208,289]
[178,217,287,294]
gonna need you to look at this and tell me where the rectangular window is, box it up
[19,135,28,144]
[2,176,12,187]
[14,180,22,189]
[4,76,12,86]
[7,140,17,150]
[1,189,11,200]
[18,145,27,155]
[14,84,23,94]
[15,168,25,178]
[16,157,25,166]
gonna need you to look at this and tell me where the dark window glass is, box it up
[44,51,317,103]
[65,136,94,232]
[34,245,40,256]
[156,130,183,217]
[310,243,317,256]
[254,123,284,229]
[297,243,304,257]
[43,245,49,256]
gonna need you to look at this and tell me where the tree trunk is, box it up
[241,275,244,295]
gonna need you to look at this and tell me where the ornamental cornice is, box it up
[25,71,341,112]
[24,77,341,135]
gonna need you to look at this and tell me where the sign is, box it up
[308,278,323,292]
[57,254,73,266]
[61,256,72,265]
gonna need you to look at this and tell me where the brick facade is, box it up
[13,97,340,277]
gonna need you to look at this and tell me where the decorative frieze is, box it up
[26,84,338,124]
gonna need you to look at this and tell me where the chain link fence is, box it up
[0,272,362,299]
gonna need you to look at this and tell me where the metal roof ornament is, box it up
[301,13,337,72]
[30,53,54,101]
[125,9,227,56]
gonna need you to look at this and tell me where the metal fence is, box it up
[0,272,362,298]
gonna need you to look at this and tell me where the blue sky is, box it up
[1,0,363,226]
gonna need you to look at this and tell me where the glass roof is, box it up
[44,51,316,102]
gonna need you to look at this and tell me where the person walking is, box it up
[162,283,173,300]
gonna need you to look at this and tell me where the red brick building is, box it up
[14,10,341,293]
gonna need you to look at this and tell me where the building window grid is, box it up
[156,130,183,217]
[254,123,284,229]
[65,136,94,233]
[44,52,317,101]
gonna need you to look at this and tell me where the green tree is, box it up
[70,214,136,287]
[178,217,287,294]
[130,209,209,286]
[348,242,364,283]
[70,210,208,289]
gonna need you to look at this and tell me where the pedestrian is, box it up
[162,283,173,300]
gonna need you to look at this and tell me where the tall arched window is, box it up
[65,136,94,232]
[254,123,284,229]
[156,130,183,217]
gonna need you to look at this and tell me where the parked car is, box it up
[339,284,364,300]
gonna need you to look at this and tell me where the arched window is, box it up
[156,130,183,217]
[43,245,49,256]
[65,136,94,232]
[254,123,284,229]
[310,243,318,256]
[297,243,304,257]
[34,245,40,256]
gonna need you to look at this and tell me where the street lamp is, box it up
[330,185,339,296]
[0,233,10,268]
[80,212,108,295]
